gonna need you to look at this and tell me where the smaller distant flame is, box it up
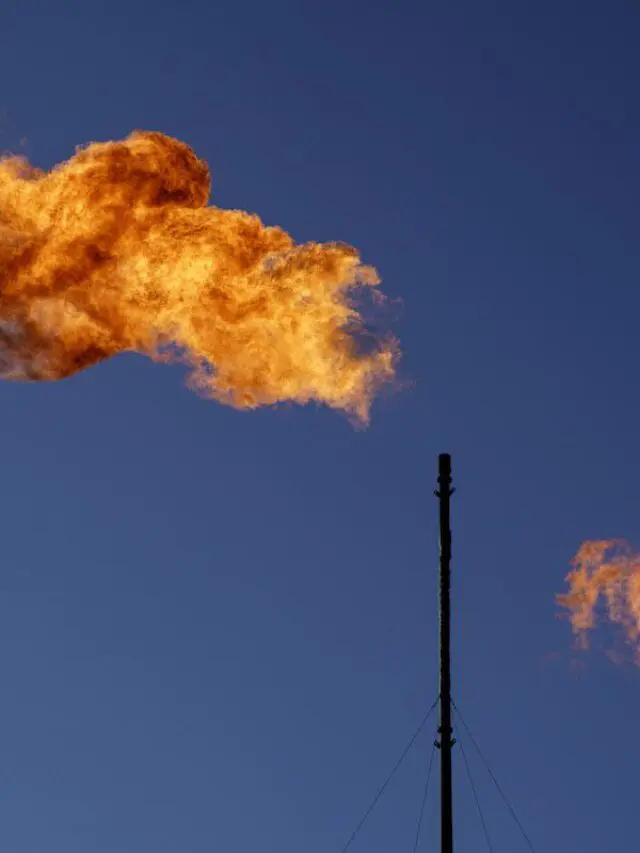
[557,539,640,663]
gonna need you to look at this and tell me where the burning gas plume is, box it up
[0,131,396,422]
[557,539,640,662]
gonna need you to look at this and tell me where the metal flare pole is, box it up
[435,453,454,853]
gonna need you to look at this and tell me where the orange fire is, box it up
[0,131,396,423]
[557,539,640,660]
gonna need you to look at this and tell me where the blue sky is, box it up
[1,1,639,850]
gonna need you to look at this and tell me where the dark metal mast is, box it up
[435,453,454,853]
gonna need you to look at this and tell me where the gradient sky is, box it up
[1,1,639,851]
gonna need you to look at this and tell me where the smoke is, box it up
[557,539,640,663]
[0,131,397,423]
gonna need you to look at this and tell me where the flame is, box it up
[557,539,640,661]
[0,131,396,423]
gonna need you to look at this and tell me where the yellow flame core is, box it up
[0,131,397,422]
[558,539,640,659]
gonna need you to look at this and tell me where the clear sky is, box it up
[0,1,639,850]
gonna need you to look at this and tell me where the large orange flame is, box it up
[557,539,640,661]
[0,131,396,423]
